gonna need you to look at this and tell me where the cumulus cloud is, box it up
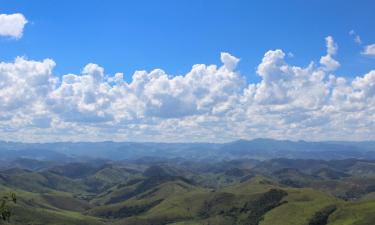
[251,49,327,107]
[362,44,375,56]
[0,13,27,38]
[221,52,240,71]
[325,36,338,55]
[0,36,375,142]
[320,36,340,71]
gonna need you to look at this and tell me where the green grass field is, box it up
[1,158,374,225]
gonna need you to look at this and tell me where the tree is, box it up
[308,205,336,225]
[0,193,17,222]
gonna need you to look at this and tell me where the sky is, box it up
[0,0,374,142]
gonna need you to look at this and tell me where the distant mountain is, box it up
[8,158,57,171]
[1,139,375,162]
[0,147,73,161]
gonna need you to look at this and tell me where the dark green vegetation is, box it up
[0,139,374,224]
[0,157,374,225]
[0,193,16,222]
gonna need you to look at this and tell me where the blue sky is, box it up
[1,0,374,82]
[0,0,375,142]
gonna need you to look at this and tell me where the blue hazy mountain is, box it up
[1,139,374,162]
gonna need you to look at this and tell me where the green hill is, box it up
[0,158,374,225]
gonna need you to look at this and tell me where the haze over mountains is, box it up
[1,139,375,163]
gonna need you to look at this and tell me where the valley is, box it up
[0,140,375,225]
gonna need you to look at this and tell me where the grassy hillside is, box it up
[327,200,375,225]
[260,188,340,225]
[0,158,373,225]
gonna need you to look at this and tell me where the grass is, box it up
[327,200,375,225]
[8,205,108,225]
[260,188,341,225]
[0,161,374,225]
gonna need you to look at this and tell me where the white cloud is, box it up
[0,57,56,131]
[0,36,375,142]
[349,30,362,44]
[0,13,27,38]
[325,36,338,55]
[362,44,375,56]
[252,49,328,107]
[221,52,240,71]
[320,55,340,71]
[350,30,375,56]
[47,64,113,123]
[320,36,340,71]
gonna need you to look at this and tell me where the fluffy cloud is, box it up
[0,57,55,112]
[320,36,340,71]
[0,13,27,38]
[47,63,113,123]
[48,53,244,123]
[362,44,375,56]
[249,49,328,108]
[0,37,375,142]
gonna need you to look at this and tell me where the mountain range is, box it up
[1,139,375,162]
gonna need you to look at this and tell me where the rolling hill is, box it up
[0,156,374,224]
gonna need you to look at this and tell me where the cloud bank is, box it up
[0,13,27,38]
[0,37,374,142]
